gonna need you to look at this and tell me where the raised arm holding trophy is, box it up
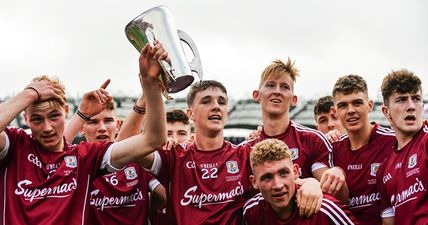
[125,5,203,99]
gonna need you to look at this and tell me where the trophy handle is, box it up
[177,29,203,80]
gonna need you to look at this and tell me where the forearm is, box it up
[116,96,146,141]
[0,89,37,132]
[140,78,166,148]
[64,113,86,143]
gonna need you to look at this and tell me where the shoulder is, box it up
[320,194,356,224]
[291,122,331,144]
[243,193,264,216]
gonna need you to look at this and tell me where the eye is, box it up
[261,174,272,182]
[104,118,115,124]
[31,117,43,124]
[87,120,98,125]
[279,170,289,177]
[280,84,290,90]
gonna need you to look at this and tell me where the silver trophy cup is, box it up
[125,5,203,96]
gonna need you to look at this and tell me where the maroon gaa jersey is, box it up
[377,124,428,225]
[148,141,253,225]
[0,127,113,225]
[333,123,395,225]
[88,163,160,225]
[246,121,333,178]
[243,191,359,225]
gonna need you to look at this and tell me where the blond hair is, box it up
[259,58,299,88]
[250,139,291,169]
[26,75,66,112]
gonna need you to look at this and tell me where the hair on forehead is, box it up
[250,139,291,169]
[186,80,228,107]
[259,58,299,88]
[332,74,368,99]
[314,96,334,116]
[381,69,422,105]
[167,109,189,124]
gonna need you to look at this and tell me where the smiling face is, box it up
[25,101,68,152]
[334,91,373,133]
[250,158,299,216]
[253,72,297,117]
[81,109,119,143]
[187,87,228,134]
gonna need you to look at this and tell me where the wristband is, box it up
[25,86,41,102]
[76,109,91,121]
[133,103,146,114]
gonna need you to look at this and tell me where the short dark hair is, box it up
[166,109,189,124]
[314,96,334,116]
[381,69,422,106]
[332,75,368,99]
[186,80,227,107]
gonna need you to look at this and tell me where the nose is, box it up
[211,100,221,112]
[272,175,283,190]
[97,122,107,132]
[42,121,53,132]
[406,99,416,112]
[327,120,336,130]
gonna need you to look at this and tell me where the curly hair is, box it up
[332,74,368,99]
[250,139,291,169]
[381,69,422,105]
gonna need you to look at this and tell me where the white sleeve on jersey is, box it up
[0,133,10,161]
[381,207,394,218]
[148,151,162,176]
[100,143,123,172]
[149,178,161,191]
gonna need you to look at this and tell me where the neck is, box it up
[262,112,290,136]
[395,129,420,150]
[347,123,373,151]
[194,130,224,151]
[272,198,295,220]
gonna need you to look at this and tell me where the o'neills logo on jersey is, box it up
[90,188,144,211]
[289,148,298,160]
[124,167,137,180]
[15,178,77,202]
[349,192,381,208]
[226,161,239,174]
[408,154,417,169]
[180,182,245,208]
[391,177,426,208]
[64,156,77,168]
[370,163,380,177]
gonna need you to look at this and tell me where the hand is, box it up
[246,126,262,140]
[325,129,342,143]
[319,167,346,195]
[139,40,169,82]
[26,79,66,105]
[163,138,180,151]
[78,79,112,117]
[295,178,322,218]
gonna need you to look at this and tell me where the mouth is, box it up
[272,192,286,198]
[208,115,222,121]
[270,98,282,104]
[404,115,416,121]
[96,135,110,140]
[41,133,56,141]
[346,117,359,123]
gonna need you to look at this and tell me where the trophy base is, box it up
[167,75,195,93]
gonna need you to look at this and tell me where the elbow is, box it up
[145,133,167,150]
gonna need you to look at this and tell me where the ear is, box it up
[186,108,194,121]
[23,111,29,126]
[290,95,298,107]
[115,119,121,131]
[368,100,374,112]
[64,105,69,118]
[382,105,391,120]
[330,106,337,114]
[293,164,300,180]
[249,175,258,189]
[252,90,260,102]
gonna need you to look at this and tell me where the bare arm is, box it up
[0,80,65,152]
[382,217,394,225]
[110,41,167,169]
[317,167,349,203]
[64,80,112,143]
[115,93,146,141]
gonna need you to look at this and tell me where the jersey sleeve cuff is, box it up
[100,143,125,172]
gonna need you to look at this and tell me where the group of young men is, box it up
[0,40,427,225]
